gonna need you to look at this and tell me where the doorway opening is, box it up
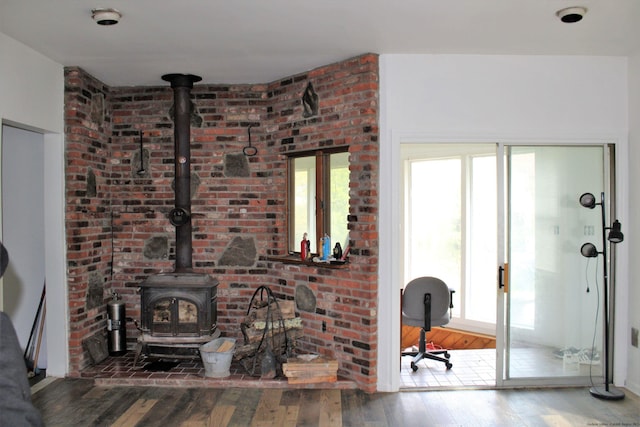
[400,143,497,388]
[1,124,47,382]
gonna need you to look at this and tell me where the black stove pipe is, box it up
[162,73,202,273]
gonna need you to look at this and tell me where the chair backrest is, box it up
[402,276,451,329]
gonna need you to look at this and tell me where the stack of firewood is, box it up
[234,297,303,377]
[282,354,338,384]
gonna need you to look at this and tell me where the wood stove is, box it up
[135,273,218,362]
[134,73,219,365]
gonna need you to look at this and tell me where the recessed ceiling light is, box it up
[91,8,122,26]
[556,6,587,23]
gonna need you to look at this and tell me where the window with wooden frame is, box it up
[288,148,350,256]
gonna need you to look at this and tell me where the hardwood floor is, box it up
[31,378,640,426]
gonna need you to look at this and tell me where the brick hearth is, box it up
[79,352,356,389]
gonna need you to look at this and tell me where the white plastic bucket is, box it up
[200,337,236,378]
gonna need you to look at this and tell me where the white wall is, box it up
[0,31,67,377]
[378,54,629,392]
[0,33,65,132]
[627,50,640,396]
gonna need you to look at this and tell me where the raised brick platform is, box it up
[79,351,356,389]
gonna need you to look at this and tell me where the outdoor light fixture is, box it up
[579,192,625,400]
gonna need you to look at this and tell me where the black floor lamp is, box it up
[579,191,625,400]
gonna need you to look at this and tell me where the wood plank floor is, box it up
[31,378,640,426]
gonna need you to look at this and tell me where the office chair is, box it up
[402,276,454,371]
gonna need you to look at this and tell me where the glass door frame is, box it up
[496,142,614,388]
[385,131,628,393]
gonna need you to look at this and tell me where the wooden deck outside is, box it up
[401,326,496,350]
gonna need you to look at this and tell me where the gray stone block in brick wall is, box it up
[86,272,104,310]
[218,236,256,266]
[144,236,169,260]
[224,153,250,177]
[90,93,105,125]
[295,284,316,313]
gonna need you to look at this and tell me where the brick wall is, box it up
[64,54,379,391]
[64,68,113,371]
[263,55,379,389]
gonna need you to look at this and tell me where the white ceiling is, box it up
[1,0,639,87]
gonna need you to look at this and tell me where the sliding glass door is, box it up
[402,142,611,388]
[501,145,607,385]
[402,144,497,335]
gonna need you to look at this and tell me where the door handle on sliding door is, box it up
[499,263,509,293]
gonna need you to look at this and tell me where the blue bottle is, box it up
[322,234,331,260]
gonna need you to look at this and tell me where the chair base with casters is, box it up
[401,277,455,371]
[402,328,452,371]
